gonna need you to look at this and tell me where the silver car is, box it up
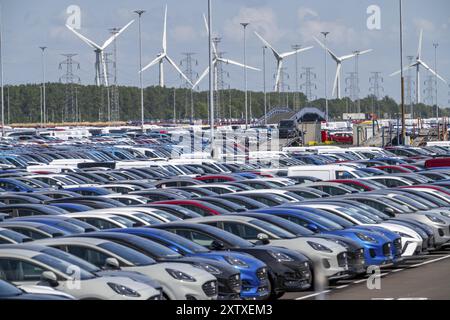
[34,237,218,300]
[0,248,161,300]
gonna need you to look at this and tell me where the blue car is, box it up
[110,227,271,300]
[255,207,400,267]
[0,178,40,192]
[48,203,93,213]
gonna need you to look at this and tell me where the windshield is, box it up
[0,280,22,297]
[110,216,135,228]
[262,216,315,236]
[133,213,163,225]
[124,237,182,259]
[98,242,156,266]
[352,170,370,178]
[306,214,345,231]
[0,229,28,242]
[250,219,297,239]
[33,254,94,280]
[320,206,377,224]
[145,210,180,222]
[147,231,210,254]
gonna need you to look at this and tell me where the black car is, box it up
[152,222,312,298]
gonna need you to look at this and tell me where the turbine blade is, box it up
[417,29,423,60]
[140,54,165,73]
[166,55,193,85]
[66,24,101,50]
[274,60,283,91]
[419,60,447,83]
[332,63,341,97]
[358,49,373,56]
[203,14,217,56]
[193,66,210,88]
[163,5,168,53]
[313,36,340,63]
[101,20,135,49]
[389,63,417,77]
[280,46,314,59]
[254,31,281,60]
[217,58,260,71]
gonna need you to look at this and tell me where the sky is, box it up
[2,0,450,106]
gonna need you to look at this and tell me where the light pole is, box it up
[263,46,267,125]
[321,32,330,122]
[134,10,145,131]
[433,43,439,119]
[208,0,215,157]
[241,22,249,129]
[399,0,406,145]
[292,44,301,110]
[39,46,47,127]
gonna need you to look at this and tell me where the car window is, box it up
[8,228,48,240]
[0,258,45,282]
[65,245,112,268]
[174,229,217,247]
[79,218,117,230]
[221,222,262,240]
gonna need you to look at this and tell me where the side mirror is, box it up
[132,222,145,227]
[257,233,270,245]
[209,240,225,250]
[307,223,320,233]
[105,257,121,270]
[41,271,59,288]
[384,207,396,217]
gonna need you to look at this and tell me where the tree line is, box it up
[1,83,444,124]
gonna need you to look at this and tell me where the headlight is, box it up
[193,263,222,275]
[426,214,445,224]
[307,241,333,253]
[165,268,196,282]
[107,282,141,297]
[224,256,249,268]
[355,232,377,243]
[268,250,294,262]
[438,212,450,219]
[394,231,412,238]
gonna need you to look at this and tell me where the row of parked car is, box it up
[0,139,450,300]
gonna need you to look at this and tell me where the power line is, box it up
[369,71,384,117]
[345,72,358,113]
[59,53,80,123]
[180,52,198,121]
[300,67,317,103]
[109,27,120,122]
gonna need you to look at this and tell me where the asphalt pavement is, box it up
[282,249,450,300]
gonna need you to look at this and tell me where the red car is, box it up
[424,157,450,169]
[194,174,242,183]
[372,165,413,174]
[329,132,353,144]
[151,200,228,216]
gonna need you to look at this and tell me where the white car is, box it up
[34,237,218,300]
[0,248,161,300]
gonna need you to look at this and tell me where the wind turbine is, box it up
[66,20,135,86]
[254,32,313,92]
[313,36,372,99]
[390,29,446,104]
[193,14,260,88]
[140,5,192,87]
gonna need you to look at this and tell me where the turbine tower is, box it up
[313,36,372,99]
[140,5,192,87]
[390,29,446,104]
[254,32,313,92]
[66,20,134,86]
[194,14,259,88]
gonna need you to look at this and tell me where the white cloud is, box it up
[298,7,318,20]
[223,7,284,43]
[171,25,198,43]
[296,7,359,48]
[413,18,435,32]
